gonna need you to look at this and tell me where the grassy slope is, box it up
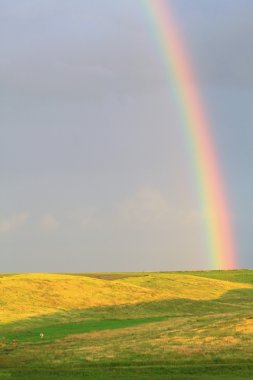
[183,269,253,284]
[0,271,253,379]
[0,273,249,323]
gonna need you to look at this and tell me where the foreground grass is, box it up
[0,271,253,379]
[3,364,253,380]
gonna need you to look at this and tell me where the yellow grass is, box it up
[117,273,251,300]
[235,318,253,334]
[0,273,251,324]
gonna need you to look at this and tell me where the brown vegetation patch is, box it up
[76,273,146,281]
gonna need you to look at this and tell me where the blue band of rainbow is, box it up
[144,0,237,269]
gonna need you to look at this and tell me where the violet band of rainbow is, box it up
[144,0,237,269]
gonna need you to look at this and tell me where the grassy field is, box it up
[0,271,253,379]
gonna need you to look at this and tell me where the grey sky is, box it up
[1,0,253,272]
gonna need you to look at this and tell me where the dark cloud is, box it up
[172,0,253,88]
[0,0,166,100]
[1,1,253,270]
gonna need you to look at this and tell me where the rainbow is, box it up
[144,0,237,269]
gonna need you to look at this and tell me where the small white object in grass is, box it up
[40,333,44,339]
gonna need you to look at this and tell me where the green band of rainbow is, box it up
[144,0,237,269]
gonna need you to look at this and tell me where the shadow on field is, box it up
[1,287,253,340]
[1,287,253,379]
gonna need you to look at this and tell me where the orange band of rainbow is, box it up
[144,0,237,269]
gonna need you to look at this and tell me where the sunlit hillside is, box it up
[1,271,253,379]
[0,272,251,324]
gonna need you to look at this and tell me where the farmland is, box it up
[0,270,253,379]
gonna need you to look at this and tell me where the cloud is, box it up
[39,214,59,231]
[178,208,205,226]
[120,187,171,226]
[70,209,101,230]
[0,0,253,107]
[177,0,253,89]
[0,212,29,233]
[118,187,205,230]
[80,214,100,229]
[0,1,164,100]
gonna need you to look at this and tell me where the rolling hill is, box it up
[0,271,253,380]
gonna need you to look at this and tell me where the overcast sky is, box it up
[1,0,253,272]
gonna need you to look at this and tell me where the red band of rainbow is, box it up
[144,0,237,269]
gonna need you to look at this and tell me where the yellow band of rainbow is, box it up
[144,0,237,269]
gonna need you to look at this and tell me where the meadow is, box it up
[0,270,253,379]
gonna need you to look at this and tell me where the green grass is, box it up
[4,364,253,380]
[0,270,253,379]
[177,269,253,284]
[1,316,170,344]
